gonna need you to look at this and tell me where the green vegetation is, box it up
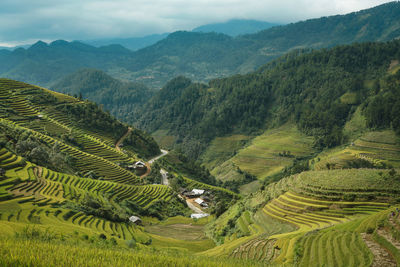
[135,40,400,163]
[0,79,268,266]
[312,130,400,170]
[51,69,155,124]
[226,124,315,182]
[0,236,261,267]
[205,167,400,265]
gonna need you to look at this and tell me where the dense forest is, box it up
[51,69,154,123]
[134,40,400,158]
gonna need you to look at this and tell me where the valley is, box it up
[1,2,400,266]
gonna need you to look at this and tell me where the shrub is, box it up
[366,227,374,234]
[126,239,136,248]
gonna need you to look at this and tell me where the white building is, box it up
[191,213,210,219]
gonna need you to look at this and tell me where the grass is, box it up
[239,180,261,195]
[0,236,262,267]
[151,129,176,149]
[343,106,367,140]
[340,92,359,104]
[145,223,208,241]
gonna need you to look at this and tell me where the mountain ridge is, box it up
[1,2,400,88]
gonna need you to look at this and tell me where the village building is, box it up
[135,161,146,169]
[183,188,205,198]
[129,215,142,225]
[194,198,208,207]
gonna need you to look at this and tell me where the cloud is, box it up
[0,0,393,45]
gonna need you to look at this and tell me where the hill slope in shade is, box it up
[51,69,155,123]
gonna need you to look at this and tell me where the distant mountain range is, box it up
[81,19,278,51]
[0,2,399,88]
[192,19,279,36]
[81,33,170,51]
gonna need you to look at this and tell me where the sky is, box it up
[0,0,394,46]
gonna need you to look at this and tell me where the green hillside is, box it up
[0,79,264,266]
[134,40,400,163]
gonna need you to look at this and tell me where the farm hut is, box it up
[129,215,142,225]
[134,161,146,169]
[195,198,204,205]
[192,189,204,195]
[184,189,205,198]
[195,198,208,207]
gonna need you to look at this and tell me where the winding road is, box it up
[141,149,169,178]
[149,149,169,164]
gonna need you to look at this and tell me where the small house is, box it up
[195,198,208,207]
[194,198,203,205]
[134,161,146,169]
[192,189,204,195]
[184,188,205,198]
[129,215,142,225]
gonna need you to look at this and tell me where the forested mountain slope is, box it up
[133,40,400,160]
[51,69,154,122]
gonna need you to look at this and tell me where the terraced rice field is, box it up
[208,167,400,265]
[228,190,389,264]
[0,148,175,246]
[0,147,178,246]
[0,198,152,244]
[1,148,174,209]
[263,191,389,232]
[313,130,400,170]
[211,124,316,182]
[292,169,400,201]
[1,118,140,185]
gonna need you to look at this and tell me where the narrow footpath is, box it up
[115,127,132,152]
[185,199,204,214]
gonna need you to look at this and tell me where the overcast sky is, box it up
[0,0,394,46]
